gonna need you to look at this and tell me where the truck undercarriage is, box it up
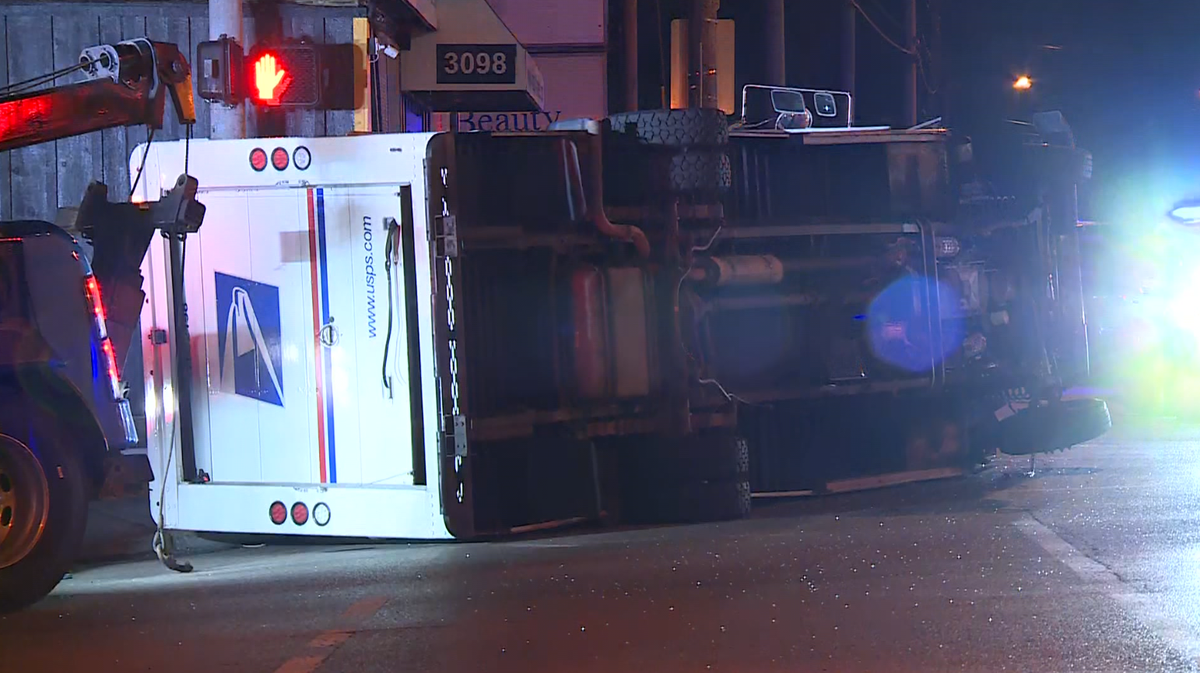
[430,109,1111,535]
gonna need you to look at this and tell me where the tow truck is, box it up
[135,84,1109,542]
[0,39,204,611]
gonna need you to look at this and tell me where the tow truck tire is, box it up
[0,418,88,612]
[608,108,729,148]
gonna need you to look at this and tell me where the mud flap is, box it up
[996,398,1111,455]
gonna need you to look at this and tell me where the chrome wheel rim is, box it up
[0,435,50,569]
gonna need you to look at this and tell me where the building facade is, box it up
[428,0,609,132]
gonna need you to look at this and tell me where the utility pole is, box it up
[903,0,918,127]
[765,0,786,87]
[210,0,246,139]
[929,0,943,121]
[625,0,639,111]
[688,0,719,108]
[842,0,856,122]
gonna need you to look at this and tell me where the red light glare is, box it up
[0,97,52,146]
[85,275,108,341]
[291,502,309,525]
[252,53,291,105]
[86,276,106,323]
[271,147,289,171]
[249,148,267,172]
[101,338,121,398]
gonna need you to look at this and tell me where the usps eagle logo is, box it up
[215,272,285,406]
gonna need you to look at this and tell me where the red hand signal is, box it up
[253,54,291,104]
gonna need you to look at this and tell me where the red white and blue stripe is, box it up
[307,188,337,483]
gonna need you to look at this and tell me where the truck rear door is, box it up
[189,185,418,487]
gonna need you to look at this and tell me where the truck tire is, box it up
[668,151,733,192]
[623,431,750,487]
[0,420,88,612]
[608,108,729,148]
[997,398,1112,456]
[627,478,752,524]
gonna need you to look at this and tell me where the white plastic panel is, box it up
[336,188,416,487]
[169,482,450,539]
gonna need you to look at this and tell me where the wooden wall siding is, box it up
[0,3,360,223]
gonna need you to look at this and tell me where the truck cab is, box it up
[0,37,203,612]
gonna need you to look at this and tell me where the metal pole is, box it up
[903,0,918,127]
[765,0,786,87]
[168,233,198,483]
[624,0,639,111]
[688,0,719,108]
[210,0,245,139]
[842,0,856,122]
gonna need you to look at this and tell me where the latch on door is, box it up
[319,320,339,347]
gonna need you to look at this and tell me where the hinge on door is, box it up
[442,214,458,258]
[453,414,467,456]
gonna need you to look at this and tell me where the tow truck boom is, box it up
[0,39,195,153]
[0,37,204,612]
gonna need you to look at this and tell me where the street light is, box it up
[1013,75,1033,91]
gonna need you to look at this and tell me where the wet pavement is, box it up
[4,425,1200,672]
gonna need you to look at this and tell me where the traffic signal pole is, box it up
[903,0,918,127]
[210,0,246,139]
[688,0,719,108]
[765,0,786,87]
[842,0,856,123]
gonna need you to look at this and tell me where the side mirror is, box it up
[1169,199,1200,225]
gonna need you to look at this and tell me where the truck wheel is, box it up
[623,431,750,487]
[0,424,88,612]
[628,478,752,524]
[997,398,1112,456]
[674,431,750,484]
[608,108,729,148]
[668,151,732,192]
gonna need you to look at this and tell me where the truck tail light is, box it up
[85,276,107,339]
[84,275,122,400]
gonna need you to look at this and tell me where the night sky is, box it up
[942,0,1200,223]
[697,0,1200,224]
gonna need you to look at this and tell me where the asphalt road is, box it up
[4,425,1200,673]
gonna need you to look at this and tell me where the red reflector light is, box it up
[250,148,267,172]
[271,147,289,171]
[291,502,309,525]
[269,501,287,525]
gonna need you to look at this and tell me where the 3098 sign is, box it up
[436,44,518,85]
